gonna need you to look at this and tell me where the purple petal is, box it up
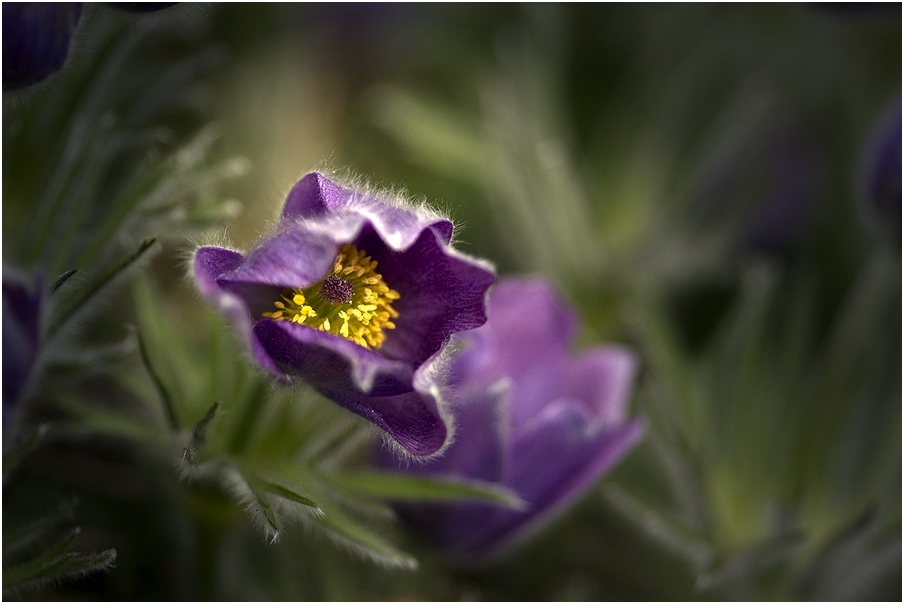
[281,172,355,219]
[281,172,455,247]
[510,401,643,515]
[461,277,576,381]
[3,3,81,91]
[404,379,510,483]
[451,277,577,426]
[493,414,645,556]
[403,415,643,558]
[219,225,352,291]
[380,276,643,555]
[359,227,495,365]
[194,246,243,297]
[2,271,42,432]
[194,246,282,374]
[562,346,637,427]
[192,173,496,457]
[253,318,413,391]
[863,98,902,242]
[213,197,492,368]
[253,319,448,456]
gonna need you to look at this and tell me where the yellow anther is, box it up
[262,244,400,349]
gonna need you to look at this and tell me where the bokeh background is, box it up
[3,3,901,600]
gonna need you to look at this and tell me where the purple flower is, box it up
[861,98,902,245]
[3,3,82,91]
[743,135,818,258]
[3,271,43,440]
[193,172,495,457]
[383,277,643,558]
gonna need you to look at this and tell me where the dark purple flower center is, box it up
[319,274,354,305]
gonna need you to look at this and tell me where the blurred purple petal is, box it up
[862,98,902,245]
[383,277,643,557]
[3,3,82,91]
[3,271,43,439]
[743,135,819,258]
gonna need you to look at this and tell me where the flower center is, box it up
[319,275,354,305]
[262,244,400,349]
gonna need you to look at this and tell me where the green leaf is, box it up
[369,87,489,181]
[46,237,158,339]
[40,547,117,580]
[792,503,901,600]
[627,295,704,442]
[52,393,163,445]
[225,379,270,456]
[313,498,418,570]
[231,465,412,566]
[50,269,78,293]
[4,526,89,587]
[134,325,180,432]
[182,401,222,466]
[259,481,322,513]
[73,153,163,268]
[790,249,901,503]
[130,275,203,424]
[247,486,281,540]
[3,547,117,596]
[323,470,524,508]
[239,466,324,518]
[2,500,76,559]
[697,529,806,600]
[2,423,51,476]
[191,401,221,449]
[602,484,714,571]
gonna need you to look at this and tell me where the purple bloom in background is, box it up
[2,3,82,91]
[2,3,177,92]
[861,98,902,245]
[743,135,819,258]
[3,272,43,440]
[383,277,643,558]
[194,172,495,457]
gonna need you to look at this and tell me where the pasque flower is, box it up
[861,98,902,245]
[193,172,495,456]
[383,277,643,557]
[3,271,43,441]
[3,2,82,91]
[2,3,176,92]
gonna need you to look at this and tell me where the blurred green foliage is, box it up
[2,3,900,600]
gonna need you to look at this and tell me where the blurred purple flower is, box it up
[2,3,178,92]
[383,278,643,558]
[2,2,82,91]
[194,172,495,457]
[862,98,902,245]
[3,271,43,440]
[743,136,819,258]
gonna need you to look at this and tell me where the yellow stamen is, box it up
[262,244,401,349]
